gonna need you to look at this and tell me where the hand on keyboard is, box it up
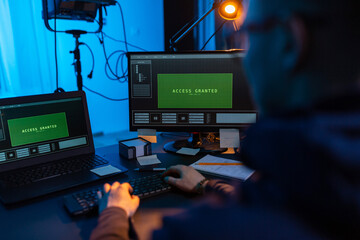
[99,182,140,217]
[64,173,172,216]
[163,165,207,193]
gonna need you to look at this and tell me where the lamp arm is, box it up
[170,1,220,51]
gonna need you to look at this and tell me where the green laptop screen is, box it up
[157,73,233,108]
[7,112,69,147]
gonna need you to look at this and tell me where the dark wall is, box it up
[164,0,196,51]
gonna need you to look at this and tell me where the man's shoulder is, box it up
[243,109,360,155]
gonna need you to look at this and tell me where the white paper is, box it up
[176,147,200,156]
[220,129,240,148]
[122,139,146,157]
[190,155,254,180]
[137,154,161,166]
[91,165,123,176]
[138,129,157,143]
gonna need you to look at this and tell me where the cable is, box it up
[98,32,128,82]
[101,32,148,51]
[98,33,119,79]
[53,0,59,92]
[201,20,226,51]
[116,2,129,52]
[97,2,148,83]
[115,51,128,80]
[79,42,127,101]
[100,33,120,79]
[79,42,95,79]
[83,85,128,101]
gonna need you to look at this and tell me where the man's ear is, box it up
[283,16,309,72]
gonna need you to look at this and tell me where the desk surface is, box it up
[0,134,215,240]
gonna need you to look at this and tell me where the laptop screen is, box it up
[0,94,91,166]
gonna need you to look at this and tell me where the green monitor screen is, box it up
[7,112,69,147]
[157,73,233,109]
[128,50,257,132]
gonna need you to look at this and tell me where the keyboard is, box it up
[0,155,108,187]
[63,173,172,216]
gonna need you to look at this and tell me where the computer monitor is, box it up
[127,50,257,153]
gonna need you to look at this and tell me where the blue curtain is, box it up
[0,0,164,134]
[197,0,216,50]
[0,0,54,97]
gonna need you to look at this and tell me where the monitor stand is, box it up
[163,132,227,154]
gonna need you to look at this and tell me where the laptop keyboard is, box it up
[64,173,172,216]
[0,155,108,187]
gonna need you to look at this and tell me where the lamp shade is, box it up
[218,0,243,20]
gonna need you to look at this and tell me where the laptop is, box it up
[0,91,127,204]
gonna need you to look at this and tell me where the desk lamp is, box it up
[166,0,246,153]
[169,0,244,51]
[42,0,116,92]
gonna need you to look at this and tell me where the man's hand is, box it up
[162,165,207,193]
[98,182,140,217]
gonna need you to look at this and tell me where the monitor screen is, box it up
[127,50,257,132]
[0,94,91,166]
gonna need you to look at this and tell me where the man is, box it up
[91,0,360,239]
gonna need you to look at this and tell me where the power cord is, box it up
[101,32,147,51]
[83,85,128,101]
[96,1,144,82]
[79,42,95,79]
[98,32,128,82]
[79,41,128,101]
[201,20,226,51]
[53,0,64,93]
[116,1,129,52]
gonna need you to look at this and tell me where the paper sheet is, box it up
[91,165,123,176]
[220,129,240,148]
[190,155,254,180]
[138,129,157,143]
[176,147,200,156]
[137,154,161,166]
[122,139,146,157]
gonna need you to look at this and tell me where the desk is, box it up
[0,134,211,240]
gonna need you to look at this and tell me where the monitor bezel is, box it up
[127,50,257,133]
[0,91,95,173]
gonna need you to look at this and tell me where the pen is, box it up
[196,163,243,166]
[134,167,167,172]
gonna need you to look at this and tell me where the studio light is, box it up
[41,0,116,91]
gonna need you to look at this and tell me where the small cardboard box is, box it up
[118,137,152,160]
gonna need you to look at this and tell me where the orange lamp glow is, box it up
[225,5,236,14]
[218,0,243,20]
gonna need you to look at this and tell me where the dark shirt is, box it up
[91,95,360,240]
[90,179,234,240]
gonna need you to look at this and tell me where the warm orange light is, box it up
[218,0,243,20]
[225,5,236,14]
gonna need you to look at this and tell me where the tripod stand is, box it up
[66,30,87,91]
[42,0,110,92]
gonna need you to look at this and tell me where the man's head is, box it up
[242,0,360,116]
